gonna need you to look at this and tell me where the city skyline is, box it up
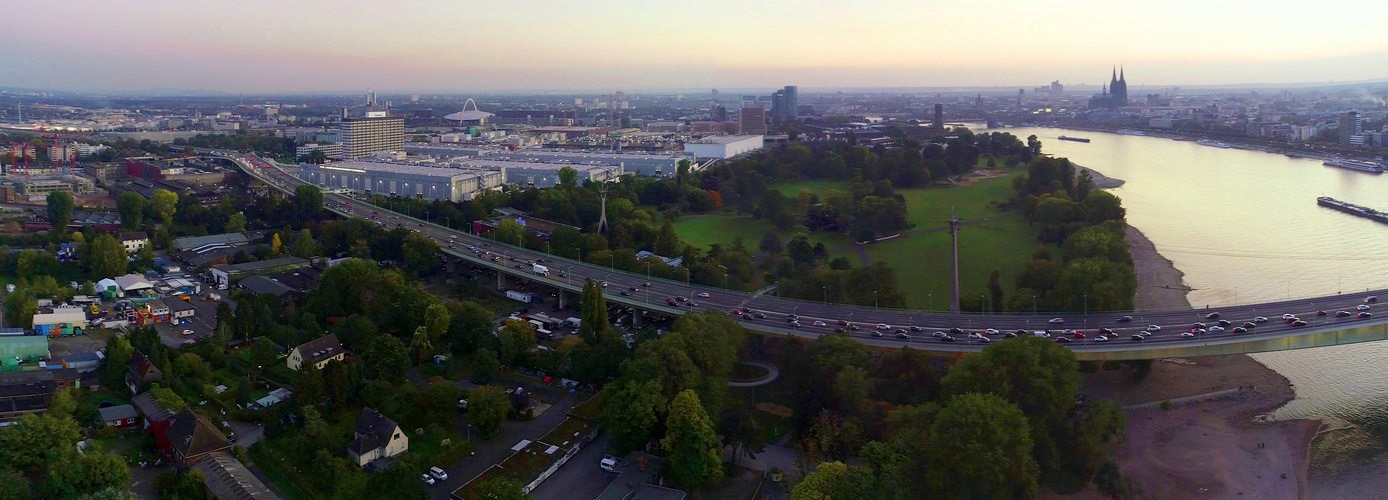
[3,1,1388,93]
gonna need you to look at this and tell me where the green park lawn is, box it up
[672,215,853,254]
[772,180,851,199]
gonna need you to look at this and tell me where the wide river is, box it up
[1004,126,1388,471]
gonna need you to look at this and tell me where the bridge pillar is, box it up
[632,312,642,329]
[497,270,504,290]
[558,290,566,309]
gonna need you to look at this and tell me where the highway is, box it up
[221,151,1388,355]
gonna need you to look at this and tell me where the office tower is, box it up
[1340,111,1361,144]
[934,103,944,130]
[338,116,404,159]
[738,107,768,135]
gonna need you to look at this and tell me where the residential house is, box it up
[130,392,176,444]
[97,404,138,429]
[286,334,345,371]
[346,407,408,467]
[120,231,150,254]
[126,351,163,394]
[165,409,232,465]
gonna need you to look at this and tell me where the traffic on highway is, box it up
[225,151,1388,353]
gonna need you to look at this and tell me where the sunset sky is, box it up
[4,0,1387,93]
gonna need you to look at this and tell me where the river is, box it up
[1001,126,1388,490]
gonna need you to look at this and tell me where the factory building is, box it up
[683,135,765,159]
[297,161,504,201]
[403,144,690,177]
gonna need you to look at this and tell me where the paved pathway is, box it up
[728,361,780,388]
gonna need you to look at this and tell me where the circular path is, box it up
[728,361,780,387]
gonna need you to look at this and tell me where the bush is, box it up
[1160,400,1172,411]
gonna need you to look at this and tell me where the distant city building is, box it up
[1340,111,1361,144]
[295,143,342,159]
[337,116,404,159]
[297,161,502,202]
[934,104,944,130]
[1049,80,1064,99]
[771,86,799,119]
[738,107,768,135]
[460,159,621,188]
[684,135,764,159]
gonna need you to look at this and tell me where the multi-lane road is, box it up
[224,152,1388,355]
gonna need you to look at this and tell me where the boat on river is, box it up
[1058,136,1091,143]
[1318,196,1388,223]
[1323,158,1384,174]
[1197,139,1232,149]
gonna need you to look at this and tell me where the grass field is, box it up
[771,180,850,199]
[672,214,854,254]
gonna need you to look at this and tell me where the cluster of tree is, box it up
[598,311,746,489]
[173,132,296,160]
[0,390,131,499]
[787,337,1128,499]
[1003,156,1137,313]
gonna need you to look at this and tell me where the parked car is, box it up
[600,457,619,473]
[429,467,448,481]
[421,474,435,485]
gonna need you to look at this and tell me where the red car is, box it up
[1072,332,1086,339]
[730,309,743,315]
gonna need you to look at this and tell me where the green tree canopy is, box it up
[660,390,722,489]
[150,189,178,225]
[116,192,145,230]
[468,384,510,439]
[46,191,75,232]
[923,393,1038,499]
[85,233,128,278]
[578,280,609,344]
[601,378,667,454]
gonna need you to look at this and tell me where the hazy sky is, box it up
[4,0,1388,93]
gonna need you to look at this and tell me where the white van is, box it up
[600,457,619,472]
[1033,330,1051,338]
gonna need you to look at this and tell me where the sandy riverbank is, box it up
[1125,226,1192,311]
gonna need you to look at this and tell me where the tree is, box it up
[923,393,1037,499]
[759,231,783,254]
[42,446,130,499]
[601,379,667,454]
[0,413,81,472]
[468,385,510,439]
[660,390,722,489]
[150,189,178,225]
[0,467,25,500]
[423,303,450,346]
[401,232,440,277]
[987,268,1005,313]
[3,289,37,329]
[557,166,578,188]
[226,211,247,233]
[153,470,208,500]
[293,228,318,259]
[293,185,324,221]
[364,335,410,382]
[474,477,532,500]
[409,326,435,365]
[578,280,609,344]
[497,319,537,366]
[472,348,500,384]
[941,336,1079,476]
[85,234,128,278]
[77,487,139,500]
[270,233,283,255]
[791,461,876,500]
[133,245,155,272]
[653,220,680,257]
[1093,460,1127,499]
[116,193,145,229]
[46,191,76,233]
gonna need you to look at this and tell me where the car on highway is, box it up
[1282,313,1296,320]
[629,286,639,292]
[1055,337,1072,343]
[977,336,992,344]
[814,321,827,327]
[1181,332,1196,338]
[1146,325,1161,332]
[910,326,925,332]
[1062,329,1076,335]
[1192,322,1206,329]
[1367,295,1378,303]
[939,336,955,342]
[876,323,890,330]
[1217,319,1231,327]
[895,331,910,339]
[1232,327,1248,333]
[619,291,630,296]
[948,327,964,335]
[966,332,985,340]
[871,330,883,337]
[847,323,859,330]
[984,328,999,335]
[1360,312,1374,318]
[730,309,743,315]
[789,321,800,328]
[1094,335,1108,342]
[676,296,688,302]
[1243,322,1257,329]
[1130,334,1146,341]
[1003,332,1019,339]
[932,331,948,338]
[1359,304,1371,311]
[1072,332,1086,339]
[1206,312,1221,319]
[1014,329,1029,336]
[696,292,710,298]
[1209,326,1224,332]
[1048,318,1065,324]
[688,301,699,307]
[1316,310,1328,316]
[643,282,651,287]
[1117,315,1133,322]
[1336,311,1352,317]
[1292,319,1308,326]
[834,327,847,334]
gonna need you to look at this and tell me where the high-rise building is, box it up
[338,116,404,159]
[711,89,720,105]
[738,107,768,135]
[711,104,727,122]
[1340,112,1361,144]
[1049,81,1064,99]
[770,86,799,119]
[933,103,944,130]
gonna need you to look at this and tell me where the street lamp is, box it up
[823,286,828,305]
[873,290,878,309]
[928,294,932,313]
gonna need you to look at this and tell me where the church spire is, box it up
[1120,66,1125,83]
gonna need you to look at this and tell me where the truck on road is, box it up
[533,264,548,276]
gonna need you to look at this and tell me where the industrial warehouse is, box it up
[295,161,505,202]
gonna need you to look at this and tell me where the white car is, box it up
[182,329,194,336]
[1048,318,1065,324]
[1208,326,1225,333]
[429,467,448,481]
[977,337,992,344]
[1180,332,1196,338]
[1094,335,1108,342]
[1254,316,1269,323]
[1282,313,1296,320]
[876,323,890,330]
[421,474,435,485]
[967,332,985,340]
[1358,304,1371,311]
[984,328,1000,335]
[600,457,619,473]
[813,321,827,327]
[1062,329,1076,335]
[696,292,711,298]
[1146,325,1161,332]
